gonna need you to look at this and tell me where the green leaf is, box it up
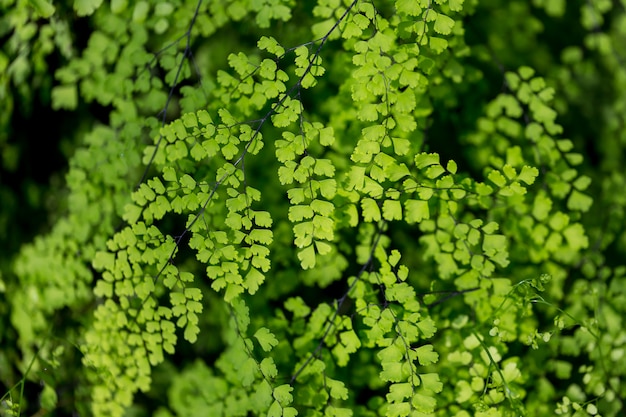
[319,127,335,146]
[148,177,166,195]
[284,297,311,318]
[138,184,156,201]
[93,251,115,271]
[339,329,361,356]
[446,160,458,174]
[319,179,337,199]
[251,379,274,410]
[154,2,173,15]
[245,267,266,294]
[298,245,316,269]
[273,384,294,406]
[254,211,273,227]
[487,170,507,187]
[385,162,411,182]
[260,59,277,79]
[362,198,381,222]
[38,382,59,411]
[180,174,196,190]
[386,402,411,417]
[315,240,332,256]
[311,199,334,216]
[429,36,448,53]
[382,199,402,221]
[396,0,422,16]
[567,190,593,212]
[358,103,379,121]
[556,139,574,152]
[380,361,403,383]
[518,165,539,185]
[434,12,455,35]
[327,379,349,400]
[283,407,298,417]
[238,357,258,387]
[170,292,186,306]
[294,221,313,247]
[573,175,592,191]
[268,400,282,417]
[258,36,285,57]
[123,203,142,224]
[51,84,78,110]
[181,112,198,128]
[449,0,464,11]
[415,152,440,169]
[411,392,437,413]
[425,164,445,179]
[260,358,278,380]
[183,322,199,343]
[163,166,177,182]
[387,382,413,402]
[29,0,56,17]
[254,327,279,352]
[483,234,506,253]
[531,193,551,222]
[502,164,517,180]
[392,137,411,155]
[415,344,439,365]
[519,66,535,80]
[289,205,314,222]
[74,0,103,16]
[346,166,366,191]
[249,229,273,244]
[416,318,437,338]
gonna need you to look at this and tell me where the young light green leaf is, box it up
[258,36,285,57]
[238,357,258,387]
[254,327,279,352]
[298,244,316,269]
[380,361,404,383]
[449,0,464,11]
[405,199,429,223]
[361,198,382,222]
[518,165,539,185]
[446,159,458,174]
[284,297,311,318]
[487,170,507,187]
[396,0,422,16]
[387,382,413,403]
[183,322,199,343]
[267,400,282,417]
[567,190,593,212]
[283,407,298,417]
[434,12,455,35]
[429,36,448,53]
[327,379,349,400]
[163,166,177,182]
[414,344,439,365]
[74,0,103,16]
[273,384,294,405]
[382,199,402,221]
[415,152,440,169]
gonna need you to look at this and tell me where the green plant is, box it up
[2,0,626,416]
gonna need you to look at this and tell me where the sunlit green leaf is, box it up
[254,327,279,351]
[74,0,103,16]
[434,12,455,35]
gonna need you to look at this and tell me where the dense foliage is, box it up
[2,0,626,416]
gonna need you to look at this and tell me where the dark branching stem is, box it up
[137,0,204,189]
[290,222,385,385]
[421,287,480,308]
